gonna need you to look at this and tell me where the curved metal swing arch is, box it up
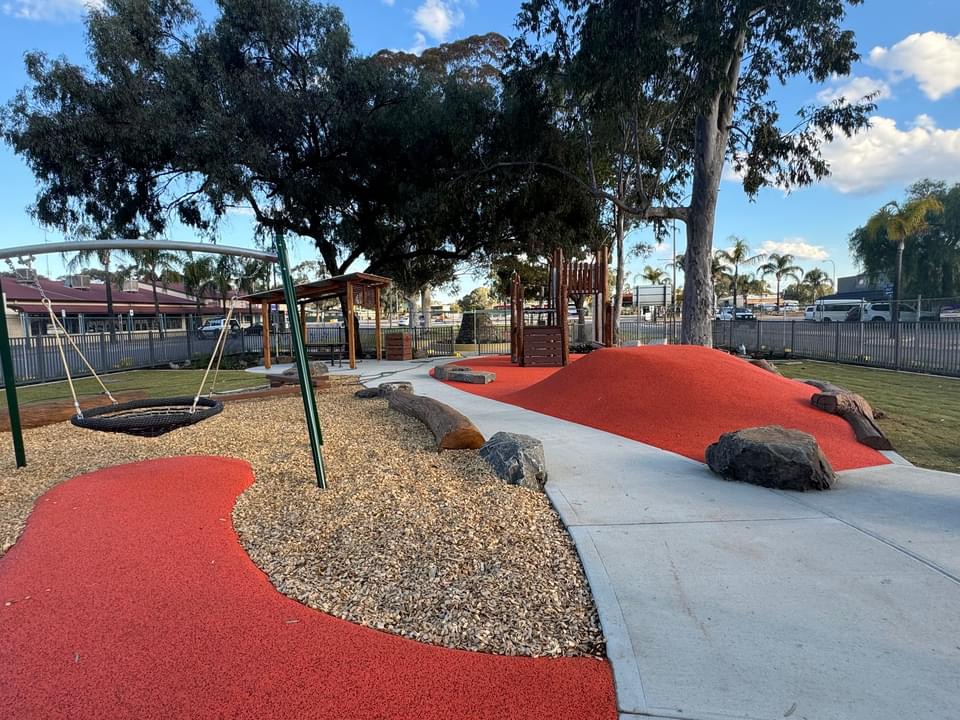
[0,237,327,488]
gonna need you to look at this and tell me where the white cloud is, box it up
[759,239,829,261]
[408,32,428,55]
[413,0,464,42]
[816,75,892,104]
[382,0,395,5]
[820,115,960,194]
[2,0,101,21]
[869,32,960,101]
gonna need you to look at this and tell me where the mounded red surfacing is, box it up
[441,347,888,471]
[0,457,615,720]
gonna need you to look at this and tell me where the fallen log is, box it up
[748,358,782,375]
[802,379,892,451]
[382,385,484,450]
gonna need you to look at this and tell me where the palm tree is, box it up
[125,248,182,337]
[213,255,240,312]
[759,253,804,310]
[864,196,944,324]
[711,251,734,306]
[802,268,832,301]
[641,265,668,284]
[64,247,118,340]
[182,255,216,326]
[716,236,765,309]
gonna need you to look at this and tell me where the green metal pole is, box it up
[275,229,327,489]
[0,292,26,468]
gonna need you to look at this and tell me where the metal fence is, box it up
[0,324,458,388]
[6,316,959,387]
[712,320,960,377]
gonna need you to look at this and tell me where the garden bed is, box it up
[0,378,603,657]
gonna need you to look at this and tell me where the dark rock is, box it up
[354,381,413,399]
[448,371,495,384]
[434,364,472,380]
[706,426,835,491]
[479,432,548,492]
[281,361,328,377]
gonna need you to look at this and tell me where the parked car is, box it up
[804,305,816,321]
[716,307,755,321]
[243,324,263,336]
[845,302,938,322]
[940,305,960,321]
[196,317,241,338]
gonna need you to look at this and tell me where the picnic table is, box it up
[305,342,346,367]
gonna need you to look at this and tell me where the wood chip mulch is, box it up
[0,378,604,657]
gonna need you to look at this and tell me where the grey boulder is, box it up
[705,425,835,491]
[282,360,329,377]
[479,432,548,492]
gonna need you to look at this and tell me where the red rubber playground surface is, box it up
[0,457,615,720]
[442,346,888,472]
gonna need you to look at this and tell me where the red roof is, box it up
[0,277,235,315]
[10,302,228,316]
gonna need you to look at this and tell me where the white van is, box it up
[810,299,862,322]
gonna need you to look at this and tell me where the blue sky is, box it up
[1,0,959,298]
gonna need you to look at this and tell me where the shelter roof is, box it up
[242,272,392,305]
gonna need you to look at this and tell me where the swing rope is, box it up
[42,299,85,419]
[191,295,238,412]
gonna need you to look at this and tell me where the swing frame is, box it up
[0,236,328,488]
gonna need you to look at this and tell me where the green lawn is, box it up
[776,361,960,473]
[13,370,266,406]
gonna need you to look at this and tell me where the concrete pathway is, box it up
[327,358,960,720]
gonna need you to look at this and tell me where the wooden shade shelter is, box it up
[244,272,392,370]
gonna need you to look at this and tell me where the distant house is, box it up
[0,274,231,338]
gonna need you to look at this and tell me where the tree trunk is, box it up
[612,206,625,345]
[407,296,417,328]
[892,240,904,334]
[420,286,432,328]
[574,296,587,342]
[151,278,163,338]
[104,269,117,342]
[680,32,745,347]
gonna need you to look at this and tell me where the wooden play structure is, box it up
[245,272,392,371]
[510,247,612,367]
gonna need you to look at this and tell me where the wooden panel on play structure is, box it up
[522,326,565,367]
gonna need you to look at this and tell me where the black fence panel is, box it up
[712,319,960,377]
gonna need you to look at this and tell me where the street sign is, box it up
[884,284,894,297]
[634,285,670,307]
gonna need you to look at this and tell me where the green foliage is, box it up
[1,1,526,293]
[783,268,833,303]
[514,0,872,343]
[641,266,668,284]
[716,237,765,305]
[850,180,957,298]
[458,287,496,312]
[759,252,803,304]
